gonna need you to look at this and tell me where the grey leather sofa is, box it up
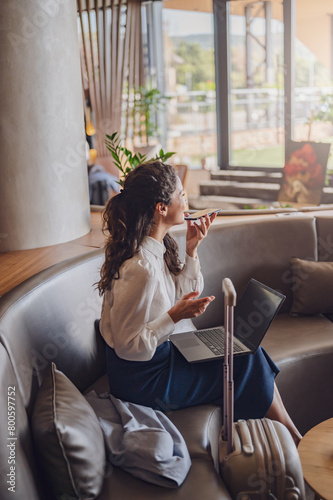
[1,211,333,500]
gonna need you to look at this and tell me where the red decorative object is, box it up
[278,141,331,204]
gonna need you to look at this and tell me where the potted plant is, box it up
[307,93,333,141]
[131,86,169,156]
[305,94,333,189]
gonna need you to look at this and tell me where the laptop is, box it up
[170,278,285,363]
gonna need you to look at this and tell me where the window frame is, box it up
[213,0,295,172]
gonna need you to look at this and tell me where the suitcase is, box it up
[219,278,305,500]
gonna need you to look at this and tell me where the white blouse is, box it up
[99,236,204,361]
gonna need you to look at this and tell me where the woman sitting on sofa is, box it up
[97,161,302,445]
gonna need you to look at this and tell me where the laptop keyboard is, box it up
[194,328,244,356]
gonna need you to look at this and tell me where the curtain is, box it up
[77,0,144,157]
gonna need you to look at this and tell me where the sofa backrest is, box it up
[0,249,105,416]
[171,214,318,329]
[0,213,321,409]
[314,212,333,262]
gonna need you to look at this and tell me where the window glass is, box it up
[295,1,333,168]
[162,2,217,169]
[229,0,285,168]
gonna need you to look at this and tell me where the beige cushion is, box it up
[31,363,105,499]
[290,258,333,316]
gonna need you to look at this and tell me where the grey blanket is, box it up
[85,391,191,488]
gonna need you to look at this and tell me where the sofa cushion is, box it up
[290,258,333,315]
[262,313,333,434]
[97,458,232,500]
[262,313,333,363]
[168,405,222,470]
[31,363,105,499]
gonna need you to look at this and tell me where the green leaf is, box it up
[105,130,176,180]
[110,150,121,164]
[131,157,140,168]
[122,147,133,158]
[105,132,118,141]
[162,151,176,161]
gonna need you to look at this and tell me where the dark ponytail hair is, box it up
[97,161,183,295]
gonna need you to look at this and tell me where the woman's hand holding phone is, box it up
[184,208,221,220]
[185,210,218,258]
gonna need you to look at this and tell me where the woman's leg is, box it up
[265,382,302,446]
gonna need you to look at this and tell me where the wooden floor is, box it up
[0,211,105,297]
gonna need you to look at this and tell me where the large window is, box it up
[79,0,333,175]
[161,3,217,169]
[294,2,333,168]
[229,0,285,168]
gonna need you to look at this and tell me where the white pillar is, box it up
[0,0,90,251]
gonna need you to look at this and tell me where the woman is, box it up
[98,161,302,445]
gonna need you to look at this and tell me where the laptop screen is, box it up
[234,279,285,349]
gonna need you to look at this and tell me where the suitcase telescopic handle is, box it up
[222,279,237,453]
[222,278,237,306]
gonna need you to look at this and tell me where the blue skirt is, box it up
[106,341,279,420]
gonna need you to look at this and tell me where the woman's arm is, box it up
[173,252,204,299]
[168,291,215,324]
[104,258,214,361]
[107,261,175,361]
[173,212,217,299]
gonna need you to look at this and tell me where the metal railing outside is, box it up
[164,86,333,136]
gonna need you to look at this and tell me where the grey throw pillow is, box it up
[31,362,106,499]
[290,258,333,316]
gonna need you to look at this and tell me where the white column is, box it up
[0,0,90,251]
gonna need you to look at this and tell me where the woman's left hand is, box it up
[185,212,217,258]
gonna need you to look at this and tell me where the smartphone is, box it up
[184,208,222,220]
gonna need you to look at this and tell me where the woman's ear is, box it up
[155,202,167,217]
